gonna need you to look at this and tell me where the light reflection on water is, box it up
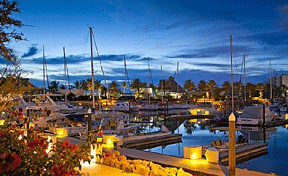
[142,118,288,176]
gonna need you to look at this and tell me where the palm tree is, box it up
[48,81,59,94]
[131,78,142,98]
[198,80,207,92]
[79,79,88,90]
[94,80,102,99]
[74,80,80,89]
[184,79,196,98]
[207,80,217,99]
[148,83,156,97]
[121,81,128,94]
[109,81,119,99]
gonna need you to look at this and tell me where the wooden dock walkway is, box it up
[219,142,268,165]
[164,114,215,121]
[119,148,276,176]
[123,133,182,149]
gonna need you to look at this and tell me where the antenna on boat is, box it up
[230,36,234,112]
[89,27,96,109]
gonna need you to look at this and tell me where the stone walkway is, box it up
[119,148,277,176]
[80,162,139,176]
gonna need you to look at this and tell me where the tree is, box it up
[79,79,88,90]
[0,0,24,63]
[207,80,217,99]
[121,81,128,94]
[184,79,195,98]
[48,81,59,94]
[198,80,207,92]
[0,1,31,113]
[59,84,66,89]
[109,81,119,99]
[131,78,144,98]
[74,80,80,89]
[222,81,230,94]
[95,80,102,99]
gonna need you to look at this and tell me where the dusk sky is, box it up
[6,0,288,87]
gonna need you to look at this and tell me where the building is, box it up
[158,76,185,99]
[270,74,288,87]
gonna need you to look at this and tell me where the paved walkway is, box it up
[119,148,276,176]
[80,162,139,176]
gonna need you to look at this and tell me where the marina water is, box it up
[140,116,288,175]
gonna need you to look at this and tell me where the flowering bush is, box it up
[0,124,91,175]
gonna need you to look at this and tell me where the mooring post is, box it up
[87,108,92,142]
[229,112,236,176]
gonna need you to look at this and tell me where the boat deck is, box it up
[118,148,275,176]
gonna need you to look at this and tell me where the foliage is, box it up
[0,64,32,113]
[0,124,91,175]
[48,80,59,93]
[0,0,24,63]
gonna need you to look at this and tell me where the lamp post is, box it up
[87,108,92,142]
[229,112,236,176]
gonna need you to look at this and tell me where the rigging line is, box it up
[83,30,89,58]
[91,30,106,83]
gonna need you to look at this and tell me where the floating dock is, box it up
[122,132,182,149]
[219,142,268,165]
[164,114,215,121]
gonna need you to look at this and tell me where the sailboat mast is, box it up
[43,45,46,94]
[176,62,179,99]
[270,60,273,100]
[63,47,71,92]
[89,27,95,109]
[243,54,246,102]
[230,36,234,112]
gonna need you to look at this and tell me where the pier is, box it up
[219,142,268,165]
[164,114,215,121]
[118,148,275,176]
[122,132,182,149]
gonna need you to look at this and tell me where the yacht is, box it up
[237,105,276,125]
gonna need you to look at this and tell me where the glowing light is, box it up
[0,119,5,126]
[285,114,288,120]
[97,138,102,142]
[191,153,197,159]
[189,119,197,123]
[56,128,68,138]
[204,111,209,115]
[90,144,96,163]
[107,139,113,145]
[18,135,22,140]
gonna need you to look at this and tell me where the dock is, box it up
[264,119,288,127]
[118,148,275,176]
[219,142,268,165]
[122,132,182,149]
[164,114,215,121]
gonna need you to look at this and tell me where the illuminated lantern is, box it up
[183,146,202,160]
[55,128,68,138]
[0,119,5,126]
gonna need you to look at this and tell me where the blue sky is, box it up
[5,0,288,87]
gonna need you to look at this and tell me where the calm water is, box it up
[142,118,288,176]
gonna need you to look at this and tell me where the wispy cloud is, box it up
[21,44,39,58]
